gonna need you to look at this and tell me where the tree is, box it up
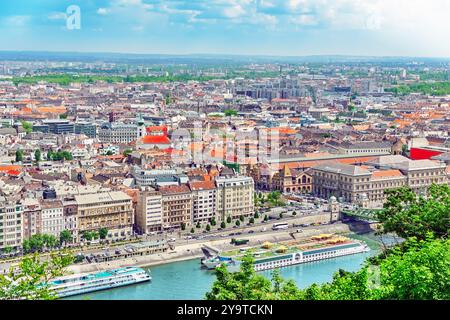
[235,220,241,227]
[210,217,217,226]
[34,149,42,163]
[249,218,255,224]
[226,216,232,224]
[206,224,211,232]
[190,228,195,234]
[264,215,269,222]
[181,223,186,231]
[220,222,226,229]
[254,212,259,219]
[98,228,108,240]
[376,185,449,241]
[15,150,23,163]
[239,215,245,222]
[0,252,73,300]
[279,213,284,219]
[59,230,72,245]
[292,211,297,216]
[196,222,201,229]
[105,151,114,156]
[224,109,238,117]
[123,149,133,157]
[21,121,32,134]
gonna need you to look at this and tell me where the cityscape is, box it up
[0,0,448,309]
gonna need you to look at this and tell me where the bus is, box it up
[272,223,289,231]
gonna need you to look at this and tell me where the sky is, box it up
[0,0,449,57]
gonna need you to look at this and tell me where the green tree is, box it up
[239,215,245,222]
[196,222,201,229]
[15,150,24,162]
[220,222,226,229]
[224,109,238,117]
[376,185,449,240]
[34,149,41,163]
[0,252,73,300]
[98,228,108,240]
[21,121,32,134]
[254,212,259,219]
[292,211,297,216]
[59,230,72,245]
[249,218,255,224]
[235,220,241,227]
[210,217,217,226]
[190,228,195,234]
[123,149,133,157]
[264,215,269,222]
[206,224,211,232]
[226,216,232,224]
[181,222,186,231]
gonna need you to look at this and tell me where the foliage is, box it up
[206,224,211,232]
[59,230,72,245]
[377,184,449,240]
[226,216,232,224]
[98,228,108,240]
[239,215,245,222]
[235,220,241,227]
[82,231,99,241]
[224,109,238,117]
[34,149,42,162]
[23,234,59,254]
[385,81,450,96]
[0,252,73,300]
[21,121,32,134]
[47,150,73,161]
[210,217,217,226]
[181,223,186,231]
[15,150,23,162]
[220,222,226,229]
[123,149,133,157]
[206,238,450,300]
[249,218,255,224]
[190,228,195,234]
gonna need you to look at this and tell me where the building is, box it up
[215,175,255,220]
[189,181,217,224]
[34,119,75,135]
[328,141,392,155]
[136,189,163,233]
[311,155,448,206]
[0,196,23,251]
[271,166,312,194]
[98,122,145,144]
[40,200,64,238]
[75,122,97,138]
[159,185,193,230]
[74,191,134,241]
[22,198,42,240]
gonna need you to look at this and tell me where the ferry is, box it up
[48,266,151,298]
[201,234,370,272]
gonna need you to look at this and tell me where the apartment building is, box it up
[136,189,163,233]
[159,185,193,230]
[98,122,145,144]
[74,191,134,241]
[40,200,65,238]
[215,175,255,220]
[189,181,217,224]
[22,198,42,240]
[0,197,23,251]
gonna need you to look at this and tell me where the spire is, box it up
[282,165,292,177]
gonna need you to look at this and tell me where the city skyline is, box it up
[1,0,450,58]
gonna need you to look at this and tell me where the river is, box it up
[65,232,389,300]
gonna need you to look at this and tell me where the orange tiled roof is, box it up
[371,170,403,179]
[189,181,216,191]
[0,165,22,172]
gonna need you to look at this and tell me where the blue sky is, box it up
[0,0,449,57]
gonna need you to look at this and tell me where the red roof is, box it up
[142,135,171,144]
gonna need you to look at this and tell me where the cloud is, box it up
[48,12,67,20]
[97,8,111,16]
[3,15,31,27]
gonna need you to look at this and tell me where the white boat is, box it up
[48,266,151,298]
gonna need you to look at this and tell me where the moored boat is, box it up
[48,266,151,298]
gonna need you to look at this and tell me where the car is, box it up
[248,230,255,234]
[168,238,176,242]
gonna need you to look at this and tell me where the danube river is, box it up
[66,233,385,300]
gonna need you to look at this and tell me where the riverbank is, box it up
[67,222,371,274]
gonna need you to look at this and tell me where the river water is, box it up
[65,233,387,300]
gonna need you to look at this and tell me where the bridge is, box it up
[342,209,380,223]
